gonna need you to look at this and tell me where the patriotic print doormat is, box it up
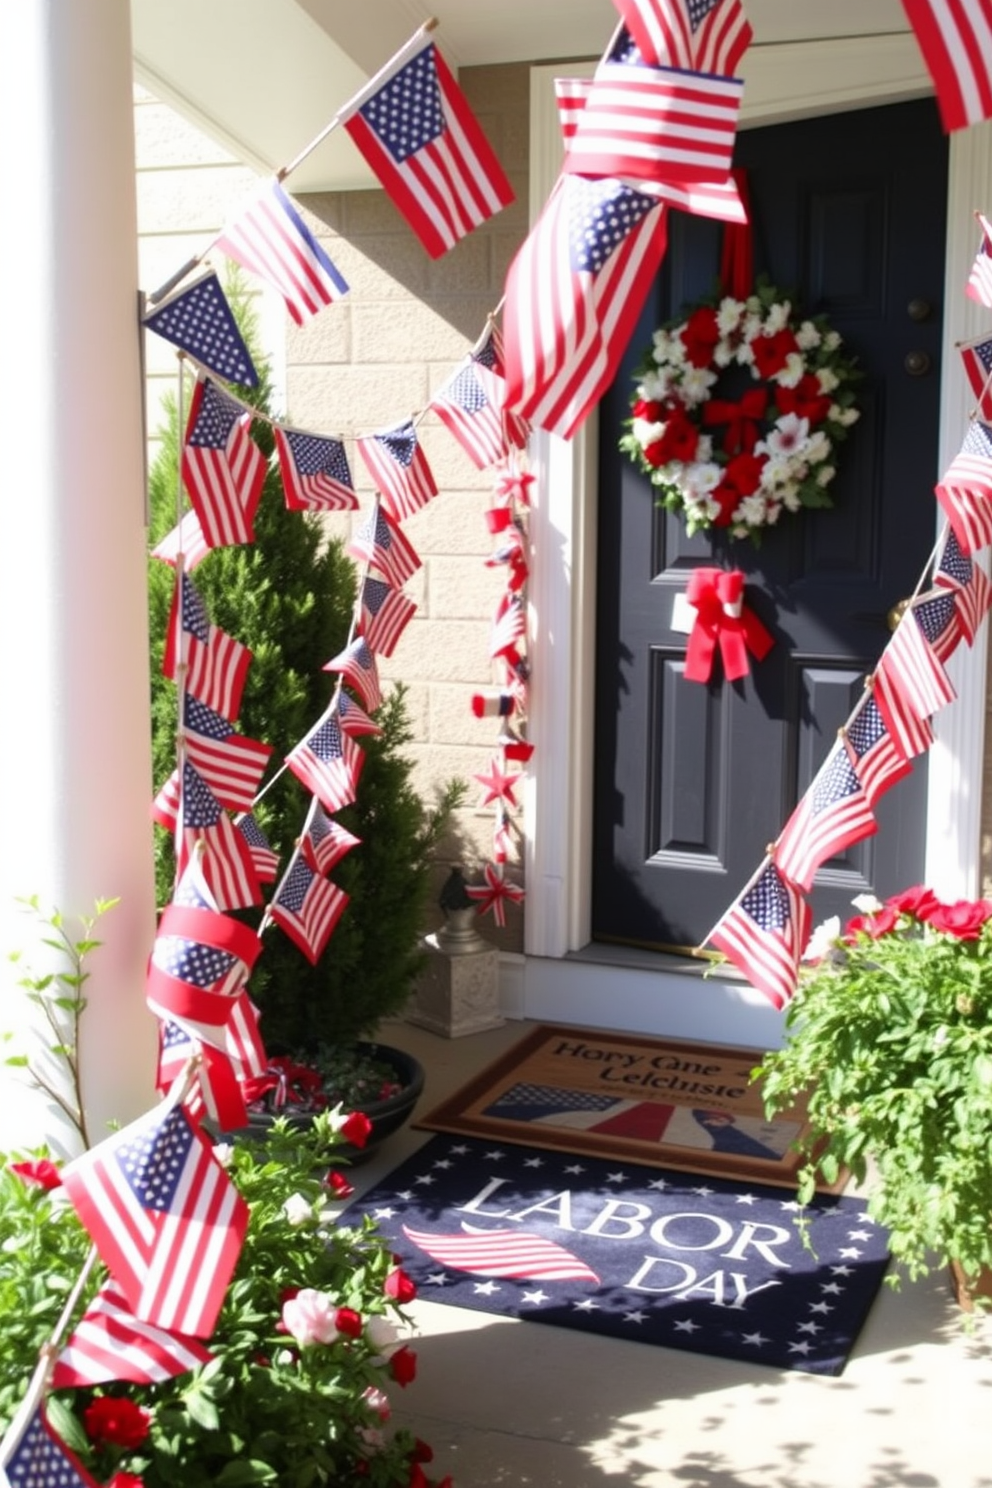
[417,1024,837,1191]
[347,1135,890,1376]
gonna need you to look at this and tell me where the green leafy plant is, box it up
[1,1117,451,1486]
[756,886,992,1294]
[2,897,119,1152]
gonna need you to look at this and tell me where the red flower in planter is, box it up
[83,1398,151,1450]
[390,1344,418,1387]
[843,906,900,942]
[335,1306,363,1338]
[924,899,992,940]
[885,885,941,921]
[323,1169,354,1199]
[384,1266,417,1303]
[9,1159,62,1190]
[339,1110,373,1149]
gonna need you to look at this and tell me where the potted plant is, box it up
[146,297,463,1146]
[755,886,992,1309]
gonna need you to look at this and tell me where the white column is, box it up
[0,0,157,1157]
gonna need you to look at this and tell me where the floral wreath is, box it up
[620,281,862,543]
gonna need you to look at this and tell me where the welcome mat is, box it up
[348,1135,890,1376]
[417,1024,834,1191]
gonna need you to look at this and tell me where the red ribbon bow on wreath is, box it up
[702,387,768,455]
[683,568,774,684]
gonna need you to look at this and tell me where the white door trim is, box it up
[522,35,990,1035]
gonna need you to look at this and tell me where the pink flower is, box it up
[384,1267,417,1304]
[8,1159,62,1190]
[362,1385,391,1421]
[281,1288,340,1346]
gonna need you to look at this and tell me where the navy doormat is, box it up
[347,1135,890,1376]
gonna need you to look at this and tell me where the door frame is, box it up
[521,32,992,1032]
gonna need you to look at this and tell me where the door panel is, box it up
[593,99,949,951]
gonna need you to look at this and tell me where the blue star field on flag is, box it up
[358,46,445,160]
[143,271,258,387]
[567,179,659,275]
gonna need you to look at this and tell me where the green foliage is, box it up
[2,898,119,1151]
[756,889,992,1290]
[0,1119,443,1485]
[147,290,462,1051]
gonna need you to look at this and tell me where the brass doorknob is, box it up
[904,350,931,376]
[887,597,910,631]
[907,297,932,321]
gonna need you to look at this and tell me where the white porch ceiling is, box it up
[130,0,916,193]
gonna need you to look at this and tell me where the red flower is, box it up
[885,885,940,921]
[323,1169,354,1199]
[384,1267,417,1304]
[751,328,799,379]
[407,1466,430,1488]
[83,1397,151,1450]
[390,1345,418,1387]
[335,1306,363,1338]
[339,1110,373,1149]
[710,483,740,527]
[723,452,765,498]
[412,1439,435,1463]
[681,306,720,368]
[925,899,992,940]
[109,1475,145,1488]
[9,1159,62,1190]
[775,374,831,426]
[844,906,900,941]
[632,397,664,422]
[643,408,699,467]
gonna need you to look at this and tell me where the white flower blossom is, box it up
[632,416,666,448]
[823,329,841,351]
[713,339,736,368]
[764,300,792,332]
[828,404,860,426]
[816,464,836,487]
[795,320,822,350]
[803,915,841,963]
[781,484,802,511]
[682,460,722,497]
[764,500,783,525]
[637,369,670,401]
[764,412,810,457]
[735,493,768,526]
[283,1192,314,1227]
[804,430,831,464]
[852,892,884,915]
[776,351,806,389]
[816,366,840,393]
[716,297,744,334]
[365,1315,401,1358]
[212,1142,235,1169]
[680,366,718,405]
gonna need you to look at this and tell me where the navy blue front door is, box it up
[592,98,949,952]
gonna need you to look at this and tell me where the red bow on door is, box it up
[702,387,768,454]
[683,568,774,684]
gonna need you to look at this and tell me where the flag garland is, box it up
[215,177,349,325]
[900,0,992,134]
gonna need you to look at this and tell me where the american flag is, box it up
[357,420,438,522]
[0,1401,101,1488]
[842,695,914,808]
[431,361,509,470]
[236,812,280,883]
[174,694,272,813]
[959,332,992,420]
[870,662,941,761]
[143,270,258,387]
[324,635,382,713]
[402,1225,599,1283]
[935,526,992,643]
[270,857,349,965]
[612,0,753,76]
[174,760,262,911]
[491,592,527,660]
[287,712,364,812]
[502,173,669,439]
[773,745,877,893]
[337,691,383,738]
[935,417,992,554]
[472,325,531,451]
[52,1283,213,1388]
[900,0,992,133]
[874,602,957,724]
[910,590,966,666]
[347,504,422,588]
[163,571,252,723]
[708,862,810,1010]
[61,1101,248,1338]
[274,426,357,512]
[359,575,417,658]
[968,211,992,306]
[181,376,266,550]
[342,40,514,260]
[215,177,349,325]
[302,803,361,876]
[151,509,211,572]
[563,54,743,185]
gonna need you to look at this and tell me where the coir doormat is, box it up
[416,1024,833,1191]
[347,1135,890,1376]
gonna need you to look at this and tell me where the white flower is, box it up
[764,500,783,525]
[282,1288,340,1346]
[283,1192,314,1227]
[764,413,810,458]
[781,484,802,511]
[740,312,763,345]
[362,1386,391,1421]
[735,493,768,527]
[716,296,744,334]
[795,320,822,350]
[632,416,666,448]
[804,430,831,464]
[656,329,687,366]
[852,892,884,915]
[816,366,840,393]
[829,404,859,426]
[682,460,722,497]
[365,1315,401,1358]
[638,369,671,401]
[713,339,736,368]
[212,1142,234,1169]
[803,915,841,963]
[680,366,718,405]
[764,300,792,332]
[824,330,841,351]
[775,351,806,389]
[816,464,836,487]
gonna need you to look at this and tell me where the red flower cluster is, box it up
[83,1398,151,1450]
[845,887,992,943]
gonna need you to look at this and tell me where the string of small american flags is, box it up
[699,218,992,1011]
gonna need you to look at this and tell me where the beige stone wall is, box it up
[290,63,531,954]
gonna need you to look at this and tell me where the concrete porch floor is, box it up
[344,1018,992,1488]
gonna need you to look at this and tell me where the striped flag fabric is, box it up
[472,324,531,451]
[170,761,262,911]
[215,177,349,324]
[402,1224,600,1283]
[336,691,383,738]
[174,695,272,813]
[142,269,258,387]
[151,509,211,572]
[61,1100,248,1338]
[324,635,382,713]
[910,590,966,666]
[773,745,877,893]
[959,331,992,419]
[708,862,810,1010]
[967,211,992,307]
[562,57,743,185]
[842,696,915,808]
[874,606,957,722]
[274,427,358,512]
[935,525,992,643]
[270,857,349,965]
[431,360,510,470]
[900,0,992,133]
[359,575,417,658]
[612,0,753,76]
[503,173,669,439]
[935,418,992,554]
[342,40,514,260]
[870,667,937,762]
[163,571,252,723]
[287,712,364,813]
[235,812,281,883]
[302,803,361,876]
[181,376,266,550]
[52,1283,213,1388]
[357,420,438,522]
[347,504,422,588]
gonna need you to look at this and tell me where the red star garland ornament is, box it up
[467,863,525,927]
[474,756,523,808]
[492,459,535,509]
